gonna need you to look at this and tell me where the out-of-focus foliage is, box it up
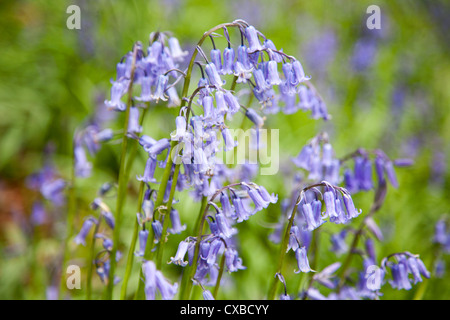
[0,0,448,300]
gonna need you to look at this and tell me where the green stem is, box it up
[267,201,300,300]
[119,181,145,300]
[118,102,149,300]
[337,204,377,291]
[179,195,208,299]
[86,219,101,300]
[213,253,226,299]
[181,183,242,300]
[105,45,139,300]
[59,143,77,299]
[156,164,180,269]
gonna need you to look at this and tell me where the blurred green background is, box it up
[0,0,449,299]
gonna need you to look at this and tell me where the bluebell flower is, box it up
[233,60,253,83]
[101,209,115,229]
[74,145,92,178]
[330,230,348,256]
[152,74,169,102]
[135,229,149,257]
[434,218,448,245]
[104,80,127,111]
[222,47,235,75]
[291,60,310,84]
[223,90,241,115]
[236,45,252,70]
[202,289,215,300]
[74,217,97,246]
[142,260,178,300]
[294,246,312,273]
[168,208,186,234]
[137,155,158,184]
[210,49,223,74]
[152,220,163,243]
[342,191,362,219]
[232,196,252,223]
[168,37,188,62]
[147,138,171,157]
[206,238,224,266]
[313,262,341,289]
[384,160,399,188]
[202,95,215,121]
[245,25,263,53]
[300,201,325,232]
[30,201,47,226]
[205,63,225,87]
[170,116,187,141]
[136,76,152,102]
[127,106,143,134]
[245,108,265,129]
[40,178,66,206]
[169,240,190,266]
[225,248,246,272]
[389,262,412,290]
[263,39,283,63]
[167,86,181,107]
